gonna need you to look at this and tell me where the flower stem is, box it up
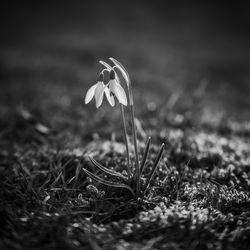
[120,104,131,178]
[130,104,140,198]
[108,58,140,197]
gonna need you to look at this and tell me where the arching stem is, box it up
[108,58,140,197]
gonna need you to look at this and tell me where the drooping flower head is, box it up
[85,73,115,108]
[85,61,128,108]
[108,70,127,106]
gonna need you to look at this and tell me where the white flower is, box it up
[108,70,128,106]
[85,74,115,108]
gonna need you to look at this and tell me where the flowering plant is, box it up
[83,58,164,198]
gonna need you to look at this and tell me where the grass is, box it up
[1,102,250,249]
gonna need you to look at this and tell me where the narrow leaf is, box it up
[39,173,52,190]
[66,176,76,185]
[139,136,151,176]
[89,156,127,180]
[83,168,135,197]
[143,143,165,195]
[74,161,82,188]
[51,171,63,188]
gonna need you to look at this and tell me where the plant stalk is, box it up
[130,104,140,198]
[125,73,140,197]
[120,104,131,177]
[108,58,140,197]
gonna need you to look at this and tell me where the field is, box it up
[1,2,250,249]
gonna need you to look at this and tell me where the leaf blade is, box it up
[83,168,135,197]
[142,143,165,196]
[89,156,127,180]
[139,136,151,176]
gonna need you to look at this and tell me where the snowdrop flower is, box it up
[108,70,127,106]
[83,58,165,199]
[85,73,115,108]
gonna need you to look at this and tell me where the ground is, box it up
[0,2,250,250]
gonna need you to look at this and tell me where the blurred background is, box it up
[1,1,250,144]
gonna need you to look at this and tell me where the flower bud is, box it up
[110,70,115,80]
[98,73,104,82]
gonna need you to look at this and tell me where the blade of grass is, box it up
[74,160,82,188]
[142,143,165,196]
[61,158,74,184]
[139,136,151,176]
[65,176,76,186]
[83,168,135,197]
[51,171,63,188]
[89,156,127,180]
[39,173,52,190]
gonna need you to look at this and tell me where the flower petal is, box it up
[104,87,115,106]
[94,82,106,108]
[109,80,127,106]
[85,84,97,104]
